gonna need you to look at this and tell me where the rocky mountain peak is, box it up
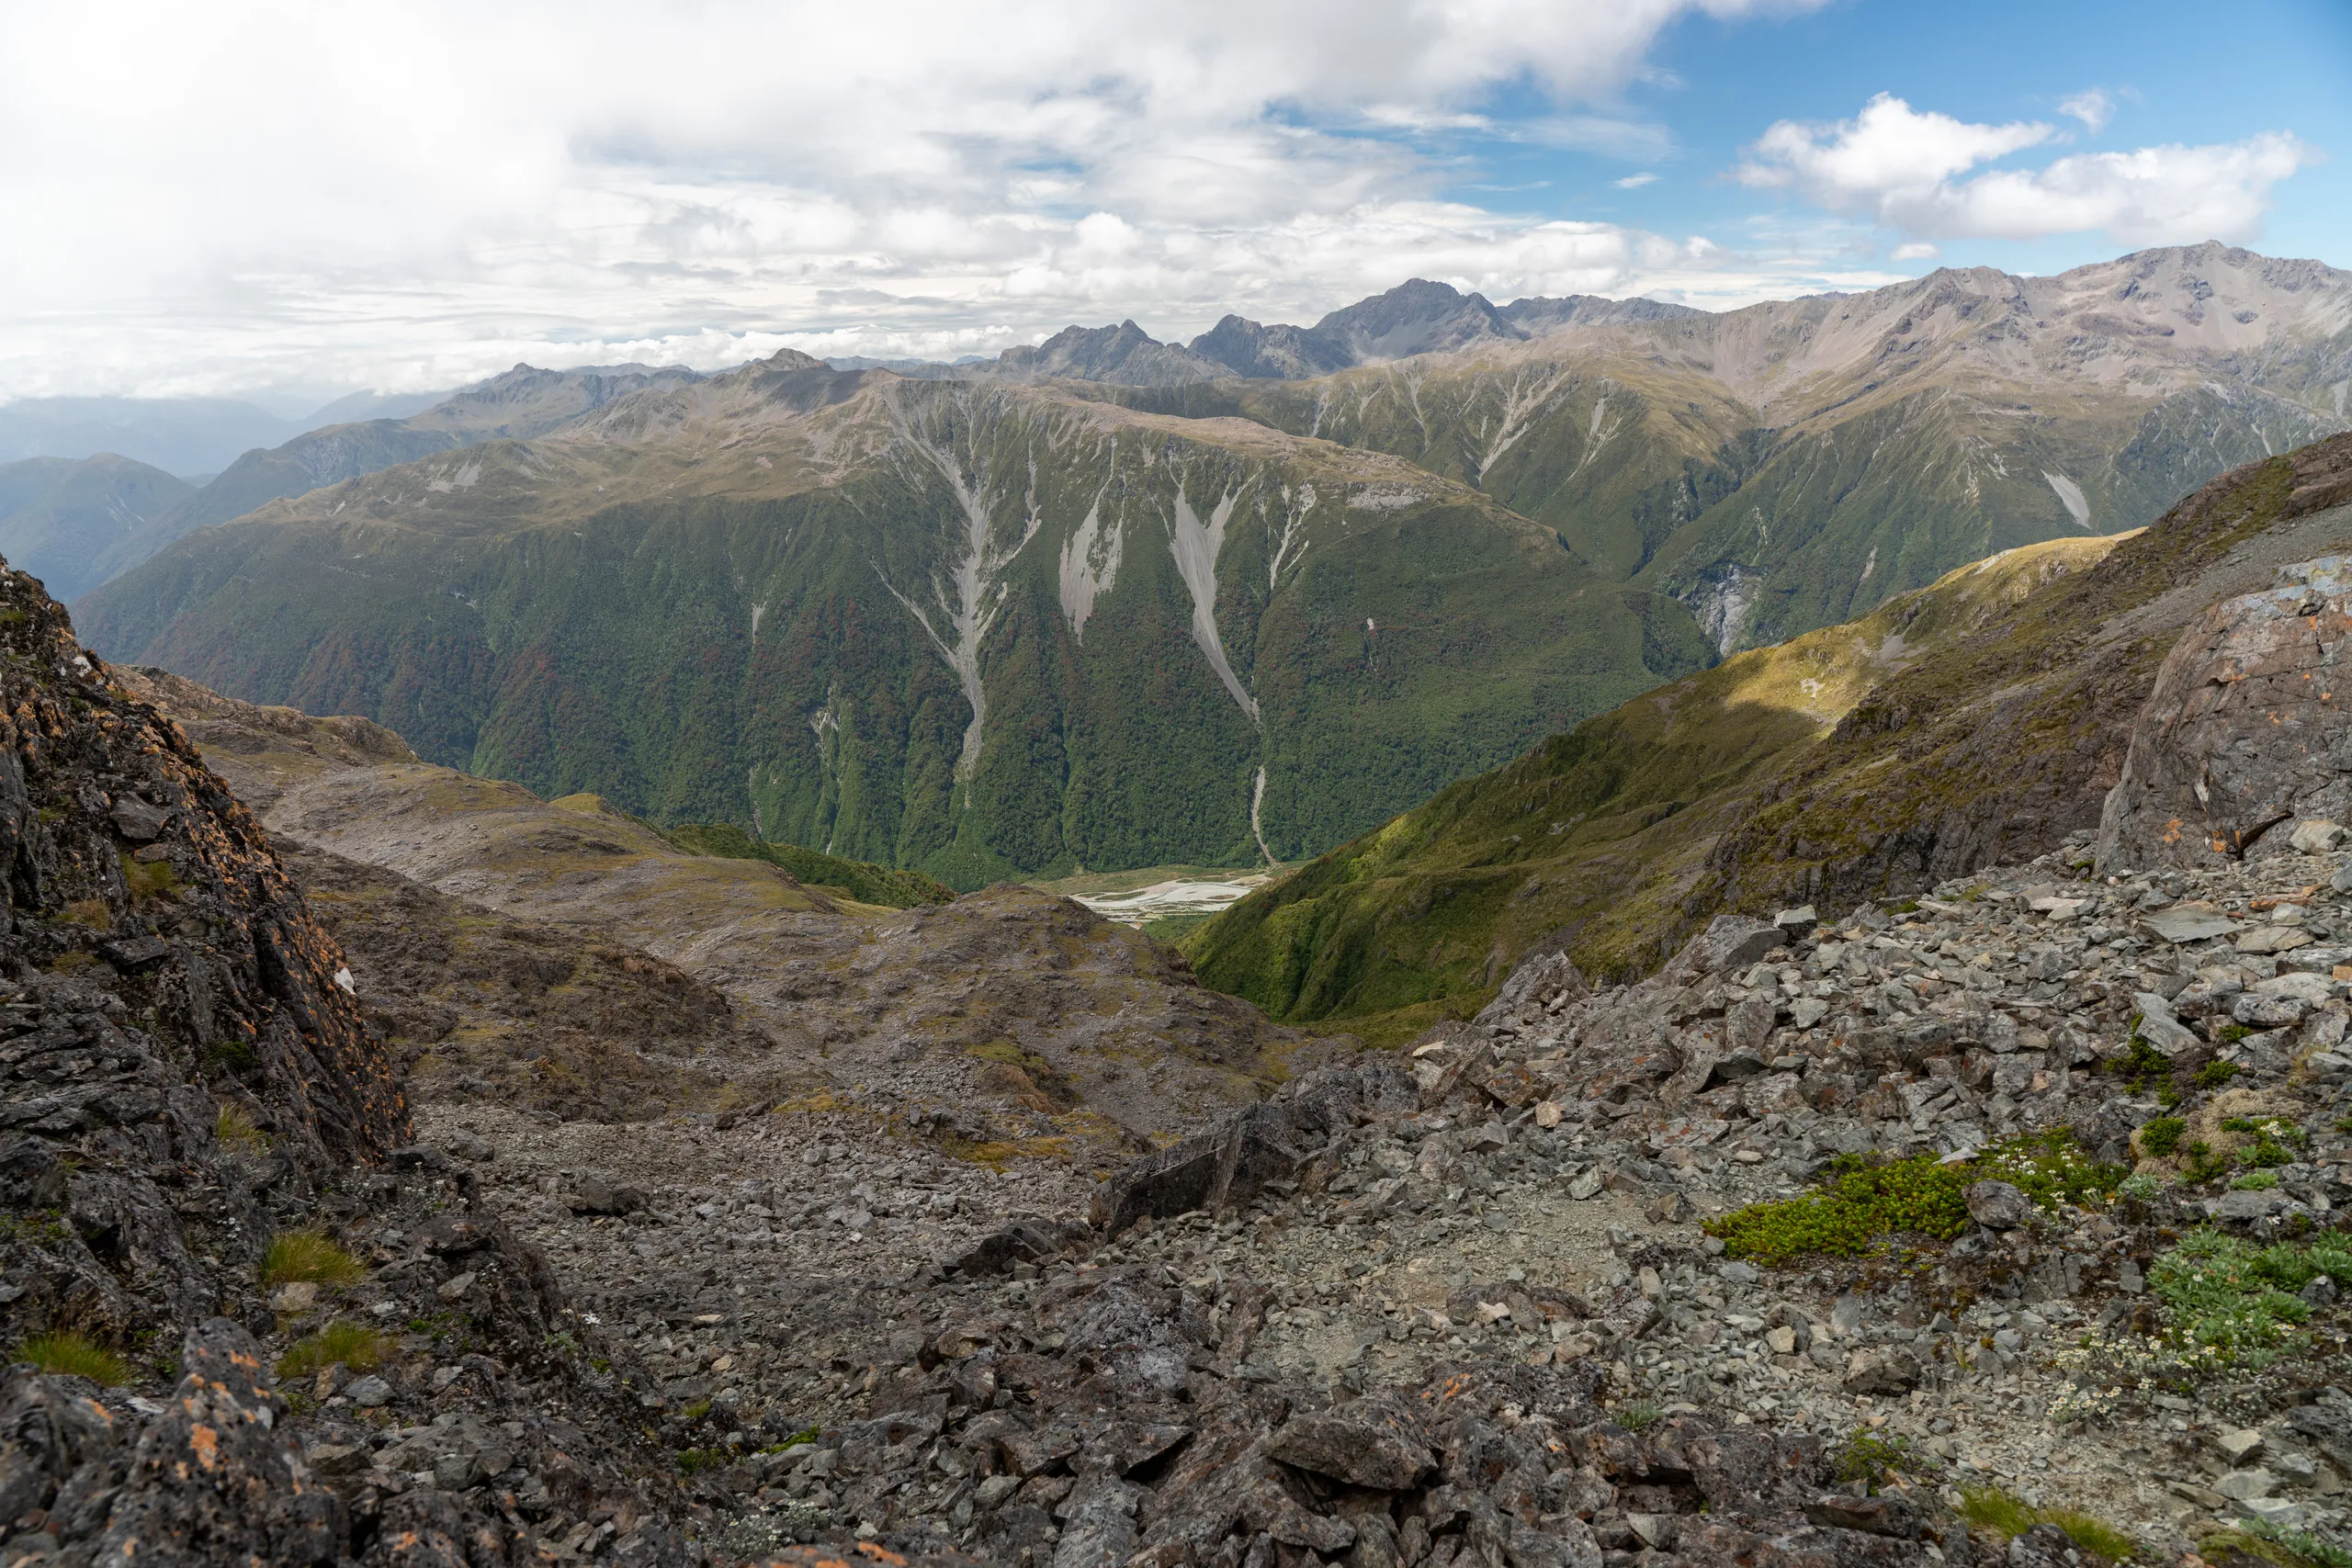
[1306,276,1524,363]
[992,320,1227,387]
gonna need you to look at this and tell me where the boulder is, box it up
[1265,1399,1434,1489]
[1803,1494,1917,1539]
[2133,993,2201,1055]
[1660,916,1781,985]
[1090,1063,1411,1232]
[2100,556,2352,871]
[1839,1347,1920,1395]
[1964,1179,2031,1230]
[949,1217,1092,1279]
[567,1175,648,1215]
[2293,819,2348,854]
[1773,905,1820,940]
[2143,902,2241,943]
[1487,950,1590,1017]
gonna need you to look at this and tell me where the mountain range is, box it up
[66,243,2352,888]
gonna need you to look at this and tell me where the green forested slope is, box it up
[78,373,1710,889]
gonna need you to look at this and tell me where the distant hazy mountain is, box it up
[0,454,195,600]
[300,388,457,425]
[1204,279,1703,373]
[107,362,712,568]
[824,355,991,377]
[0,398,297,478]
[0,388,463,478]
[989,321,1229,386]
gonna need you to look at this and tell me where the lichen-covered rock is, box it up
[91,1318,345,1567]
[2101,555,2352,870]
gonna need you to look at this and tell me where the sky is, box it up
[2,0,2346,410]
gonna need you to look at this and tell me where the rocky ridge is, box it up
[0,562,703,1564]
[629,821,2352,1567]
[114,662,1324,1151]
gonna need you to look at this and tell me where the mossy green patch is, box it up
[12,1329,130,1385]
[2221,1517,2352,1568]
[260,1229,364,1288]
[277,1320,391,1381]
[1959,1487,2135,1562]
[1704,1134,2122,1265]
[1832,1427,1937,1491]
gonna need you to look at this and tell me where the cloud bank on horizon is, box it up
[0,0,2331,401]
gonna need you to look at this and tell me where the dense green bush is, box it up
[1705,1133,2122,1264]
[661,822,955,908]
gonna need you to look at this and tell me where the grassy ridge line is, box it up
[1687,438,2352,935]
[656,822,956,910]
[1184,532,2120,1041]
[1188,432,2352,1045]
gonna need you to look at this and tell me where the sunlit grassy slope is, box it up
[1185,532,2128,1044]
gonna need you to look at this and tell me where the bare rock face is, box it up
[0,564,685,1568]
[0,564,403,1343]
[2100,556,2352,870]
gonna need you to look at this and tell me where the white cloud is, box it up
[1614,172,1663,188]
[1889,241,1939,261]
[2059,88,2113,134]
[1738,95,2052,201]
[1737,93,2313,247]
[0,0,1833,399]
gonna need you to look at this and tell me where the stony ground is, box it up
[335,816,2352,1567]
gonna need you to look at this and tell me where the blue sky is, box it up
[1,0,2344,403]
[1480,0,2352,285]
